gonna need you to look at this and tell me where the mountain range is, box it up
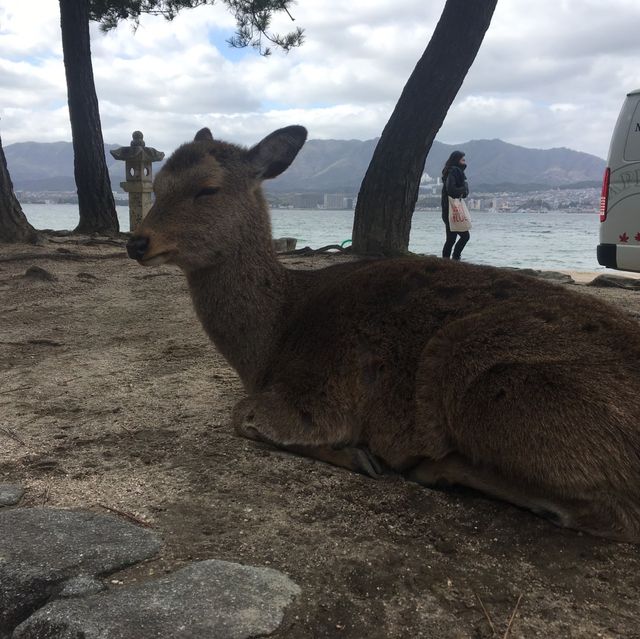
[4,137,605,194]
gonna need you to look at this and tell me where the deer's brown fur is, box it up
[127,126,640,542]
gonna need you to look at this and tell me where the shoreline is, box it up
[559,268,640,284]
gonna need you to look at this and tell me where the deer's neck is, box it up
[186,244,288,392]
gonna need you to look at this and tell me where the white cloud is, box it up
[550,103,579,113]
[1,0,640,158]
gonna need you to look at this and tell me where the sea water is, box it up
[20,203,603,273]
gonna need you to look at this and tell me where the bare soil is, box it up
[1,236,639,639]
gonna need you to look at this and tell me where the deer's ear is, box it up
[194,128,214,142]
[246,126,307,180]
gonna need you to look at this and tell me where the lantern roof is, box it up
[110,131,164,162]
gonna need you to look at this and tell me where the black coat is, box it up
[441,166,469,222]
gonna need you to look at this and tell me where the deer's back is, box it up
[260,258,640,453]
[271,256,640,376]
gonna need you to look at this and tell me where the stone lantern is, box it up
[110,131,164,231]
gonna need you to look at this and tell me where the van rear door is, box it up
[598,89,640,271]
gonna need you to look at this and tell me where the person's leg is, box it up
[442,217,457,258]
[442,231,457,258]
[452,231,470,260]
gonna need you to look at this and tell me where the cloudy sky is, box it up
[1,0,640,159]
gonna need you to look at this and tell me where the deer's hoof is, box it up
[351,447,387,479]
[236,419,270,442]
[233,405,277,445]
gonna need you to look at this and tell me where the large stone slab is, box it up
[507,267,575,284]
[587,274,640,289]
[14,559,301,639]
[0,484,24,507]
[0,508,160,636]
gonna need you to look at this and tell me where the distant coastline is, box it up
[17,185,599,216]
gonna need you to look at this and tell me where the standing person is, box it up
[441,151,470,260]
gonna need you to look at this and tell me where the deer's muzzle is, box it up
[126,236,149,261]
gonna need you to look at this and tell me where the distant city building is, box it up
[418,173,441,196]
[323,193,354,210]
[291,193,321,209]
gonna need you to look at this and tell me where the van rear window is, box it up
[624,101,640,161]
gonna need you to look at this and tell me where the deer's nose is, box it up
[126,236,149,260]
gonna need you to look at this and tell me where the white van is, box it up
[598,88,640,271]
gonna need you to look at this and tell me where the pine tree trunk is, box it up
[0,136,38,243]
[351,0,498,255]
[59,0,119,235]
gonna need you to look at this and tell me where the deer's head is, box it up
[126,125,307,272]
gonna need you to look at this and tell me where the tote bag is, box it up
[448,196,472,232]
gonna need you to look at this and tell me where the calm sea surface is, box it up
[21,203,603,273]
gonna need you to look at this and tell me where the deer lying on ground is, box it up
[126,125,640,543]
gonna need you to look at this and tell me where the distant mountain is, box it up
[269,137,605,193]
[438,139,605,189]
[5,137,605,195]
[268,138,380,193]
[5,141,124,192]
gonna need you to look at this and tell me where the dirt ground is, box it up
[1,235,639,639]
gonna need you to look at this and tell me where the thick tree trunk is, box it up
[59,0,119,235]
[0,136,38,243]
[351,0,498,255]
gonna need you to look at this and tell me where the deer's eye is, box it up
[195,187,220,199]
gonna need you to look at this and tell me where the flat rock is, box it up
[0,484,24,507]
[23,266,57,282]
[14,559,301,639]
[0,508,160,636]
[509,268,575,284]
[587,274,640,289]
[58,576,106,599]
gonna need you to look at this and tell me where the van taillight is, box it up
[600,167,610,222]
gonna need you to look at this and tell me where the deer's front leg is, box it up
[232,392,387,479]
